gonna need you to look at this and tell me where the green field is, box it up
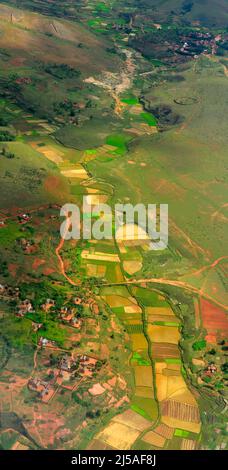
[0,0,227,452]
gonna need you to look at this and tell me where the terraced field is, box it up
[0,0,227,452]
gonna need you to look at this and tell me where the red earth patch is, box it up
[8,263,18,277]
[32,258,45,270]
[42,266,56,276]
[201,298,228,340]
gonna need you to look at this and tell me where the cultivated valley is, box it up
[0,0,227,451]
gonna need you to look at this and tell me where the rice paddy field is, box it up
[0,0,227,453]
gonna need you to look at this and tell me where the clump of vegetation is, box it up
[0,131,15,142]
[141,102,183,128]
[192,339,207,351]
[44,63,81,80]
[0,115,11,126]
[221,362,228,375]
[217,40,228,56]
[0,147,15,158]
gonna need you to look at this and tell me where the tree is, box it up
[208,349,216,355]
[221,363,228,374]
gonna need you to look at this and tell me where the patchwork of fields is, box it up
[0,0,227,452]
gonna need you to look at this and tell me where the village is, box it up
[0,271,132,421]
[27,353,100,403]
[0,279,119,405]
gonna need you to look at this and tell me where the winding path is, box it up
[55,215,80,287]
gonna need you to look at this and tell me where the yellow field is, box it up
[148,325,180,344]
[85,188,100,194]
[134,365,154,389]
[135,386,154,399]
[161,416,201,434]
[130,333,148,350]
[126,319,141,326]
[155,370,168,401]
[164,369,180,377]
[156,360,201,433]
[123,260,142,274]
[31,143,63,164]
[155,363,172,377]
[168,387,199,406]
[116,223,150,241]
[146,307,175,317]
[166,375,190,398]
[104,295,136,308]
[148,315,180,323]
[124,305,142,314]
[84,195,108,205]
[87,264,106,277]
[97,422,140,450]
[82,251,120,262]
[95,409,152,449]
[61,168,88,179]
[115,264,125,282]
[167,364,181,371]
[142,431,166,448]
[113,409,151,432]
[155,362,199,407]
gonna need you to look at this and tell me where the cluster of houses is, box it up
[1,283,99,355]
[59,355,78,372]
[17,299,34,318]
[0,284,19,300]
[19,238,36,254]
[77,355,98,378]
[57,295,99,325]
[84,297,100,315]
[28,377,56,403]
[59,305,82,329]
[32,321,43,332]
[13,295,84,328]
[14,298,50,334]
[38,336,56,348]
[72,295,99,314]
[177,31,215,57]
[15,77,32,85]
[41,298,55,312]
[1,275,99,319]
[58,354,98,378]
[27,353,100,402]
[17,213,31,224]
[203,363,218,379]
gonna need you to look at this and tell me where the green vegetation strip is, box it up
[140,112,157,127]
[152,321,179,327]
[174,429,190,438]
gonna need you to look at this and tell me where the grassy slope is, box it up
[0,141,70,208]
[144,0,228,27]
[87,57,228,269]
[2,0,228,27]
[0,3,120,74]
